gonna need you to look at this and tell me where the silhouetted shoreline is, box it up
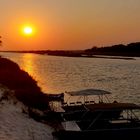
[0,50,136,60]
[0,57,50,110]
[1,41,140,59]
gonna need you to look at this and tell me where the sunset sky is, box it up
[0,0,140,50]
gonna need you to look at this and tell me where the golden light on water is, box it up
[22,54,35,74]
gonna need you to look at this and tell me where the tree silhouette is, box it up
[85,42,140,57]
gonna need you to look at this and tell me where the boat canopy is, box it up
[66,89,111,96]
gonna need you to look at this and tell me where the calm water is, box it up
[0,52,140,104]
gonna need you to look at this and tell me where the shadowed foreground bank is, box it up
[0,57,49,110]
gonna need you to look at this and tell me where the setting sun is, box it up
[23,26,33,35]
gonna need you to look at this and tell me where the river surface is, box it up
[0,52,140,104]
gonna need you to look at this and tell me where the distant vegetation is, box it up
[41,42,140,57]
[85,42,140,57]
[0,58,49,110]
[46,42,140,57]
[1,41,140,57]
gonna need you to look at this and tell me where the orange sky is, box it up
[0,0,140,50]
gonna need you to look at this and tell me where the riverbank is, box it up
[0,57,49,110]
[0,51,136,60]
[0,57,55,139]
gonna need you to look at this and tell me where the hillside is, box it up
[0,57,58,139]
[0,57,49,110]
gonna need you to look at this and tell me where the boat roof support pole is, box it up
[86,112,103,130]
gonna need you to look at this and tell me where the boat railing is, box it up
[62,100,95,107]
[122,109,140,121]
[86,112,103,130]
[64,89,112,106]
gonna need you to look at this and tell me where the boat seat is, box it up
[62,102,68,106]
[76,101,82,104]
[90,101,95,104]
[85,101,90,104]
[69,102,75,105]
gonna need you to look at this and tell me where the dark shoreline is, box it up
[0,57,49,110]
[1,41,140,59]
[0,51,136,60]
[81,55,135,60]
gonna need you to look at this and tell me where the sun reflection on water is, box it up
[22,53,35,76]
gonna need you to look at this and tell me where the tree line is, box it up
[85,42,140,57]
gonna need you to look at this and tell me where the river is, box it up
[0,52,140,104]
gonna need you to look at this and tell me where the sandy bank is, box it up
[0,57,55,140]
[0,87,54,140]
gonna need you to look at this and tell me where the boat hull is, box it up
[53,128,140,140]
